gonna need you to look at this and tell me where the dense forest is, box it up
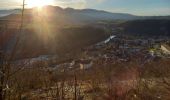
[120,19,170,37]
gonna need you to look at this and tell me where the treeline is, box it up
[120,19,170,37]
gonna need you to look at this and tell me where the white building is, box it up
[79,60,93,70]
[161,44,170,55]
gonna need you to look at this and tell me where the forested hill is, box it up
[120,19,170,37]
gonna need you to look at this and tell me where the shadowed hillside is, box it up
[0,26,108,59]
[120,19,170,37]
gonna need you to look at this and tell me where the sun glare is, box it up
[26,0,54,8]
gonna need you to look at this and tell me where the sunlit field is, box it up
[0,0,170,100]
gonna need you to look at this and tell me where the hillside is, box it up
[0,9,20,17]
[0,6,137,23]
[0,26,108,59]
[120,19,170,37]
[1,6,170,58]
[1,6,170,23]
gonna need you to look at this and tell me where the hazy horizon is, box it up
[0,0,170,16]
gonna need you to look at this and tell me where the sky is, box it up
[0,0,170,16]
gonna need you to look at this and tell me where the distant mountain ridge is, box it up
[0,9,20,17]
[0,6,170,22]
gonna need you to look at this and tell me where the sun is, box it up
[26,0,54,8]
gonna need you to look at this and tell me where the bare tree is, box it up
[0,0,25,99]
[74,72,77,100]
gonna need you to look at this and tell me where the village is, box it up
[10,34,170,99]
[14,34,170,73]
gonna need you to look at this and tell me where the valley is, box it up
[0,5,170,100]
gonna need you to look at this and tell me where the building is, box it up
[161,44,170,55]
[79,59,93,70]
